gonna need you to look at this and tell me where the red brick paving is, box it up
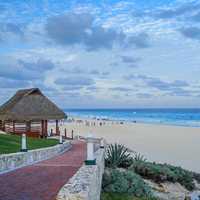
[0,140,86,200]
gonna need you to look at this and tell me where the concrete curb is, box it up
[0,141,72,174]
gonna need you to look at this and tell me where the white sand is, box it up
[50,119,200,173]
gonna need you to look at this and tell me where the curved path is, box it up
[0,140,86,200]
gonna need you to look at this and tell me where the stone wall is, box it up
[0,141,71,174]
[56,147,105,200]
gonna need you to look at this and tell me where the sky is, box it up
[0,0,200,108]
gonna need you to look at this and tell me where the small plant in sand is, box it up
[105,143,133,168]
[130,161,196,191]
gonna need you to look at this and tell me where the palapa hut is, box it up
[0,88,66,138]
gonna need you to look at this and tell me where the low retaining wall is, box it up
[56,147,105,200]
[0,141,71,174]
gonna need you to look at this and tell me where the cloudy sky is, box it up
[0,0,200,108]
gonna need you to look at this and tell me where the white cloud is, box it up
[0,0,200,107]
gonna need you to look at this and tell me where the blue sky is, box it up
[0,0,200,108]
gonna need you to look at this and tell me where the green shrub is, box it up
[101,192,157,200]
[105,143,196,191]
[105,144,133,168]
[102,168,153,198]
[192,172,200,183]
[130,161,195,191]
[165,164,195,191]
[130,161,177,182]
[101,193,133,200]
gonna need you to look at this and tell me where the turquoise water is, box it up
[65,108,200,127]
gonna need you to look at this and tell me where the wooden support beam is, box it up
[2,121,5,131]
[71,130,74,139]
[13,121,15,133]
[44,120,48,137]
[56,120,59,136]
[41,120,44,137]
[0,120,2,131]
[26,121,31,136]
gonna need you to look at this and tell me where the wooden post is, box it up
[41,120,44,137]
[44,120,48,137]
[0,120,2,131]
[26,121,31,135]
[56,120,59,135]
[13,121,15,133]
[2,121,5,131]
[71,130,74,139]
[64,128,67,139]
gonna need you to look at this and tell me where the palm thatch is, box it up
[0,88,66,121]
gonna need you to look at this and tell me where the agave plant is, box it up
[105,143,133,168]
[134,152,147,162]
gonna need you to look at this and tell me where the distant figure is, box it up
[86,121,89,126]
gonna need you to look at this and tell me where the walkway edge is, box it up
[0,141,72,174]
[56,147,105,200]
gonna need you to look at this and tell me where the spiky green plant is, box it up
[134,153,147,162]
[105,143,133,168]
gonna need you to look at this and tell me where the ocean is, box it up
[64,108,200,127]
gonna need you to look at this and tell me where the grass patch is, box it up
[101,193,157,200]
[0,134,59,154]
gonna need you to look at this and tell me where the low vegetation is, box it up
[102,168,153,198]
[0,134,59,154]
[101,193,156,200]
[102,143,200,200]
[130,160,195,190]
[193,172,200,183]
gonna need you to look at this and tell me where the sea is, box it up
[64,108,200,127]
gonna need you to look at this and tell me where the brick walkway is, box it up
[0,140,86,200]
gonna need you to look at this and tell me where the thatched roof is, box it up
[0,88,66,121]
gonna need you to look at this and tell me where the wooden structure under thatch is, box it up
[0,88,66,138]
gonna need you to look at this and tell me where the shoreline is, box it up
[66,114,200,128]
[51,116,200,173]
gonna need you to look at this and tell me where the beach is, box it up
[51,118,200,173]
